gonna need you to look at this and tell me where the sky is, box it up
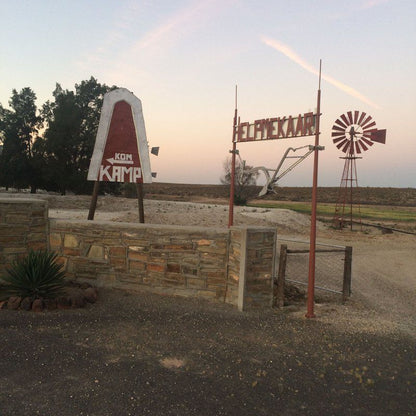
[1,0,415,187]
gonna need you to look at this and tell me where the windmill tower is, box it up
[332,111,386,230]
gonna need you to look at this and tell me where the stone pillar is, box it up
[0,198,48,275]
[235,227,277,311]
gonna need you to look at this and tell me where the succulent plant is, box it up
[1,250,66,300]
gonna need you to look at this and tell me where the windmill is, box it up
[332,111,386,230]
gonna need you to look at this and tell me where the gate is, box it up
[275,238,352,307]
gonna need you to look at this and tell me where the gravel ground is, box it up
[1,289,415,416]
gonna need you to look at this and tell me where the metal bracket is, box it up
[309,145,325,151]
[244,145,318,197]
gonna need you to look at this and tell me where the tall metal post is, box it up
[306,61,322,319]
[228,86,238,227]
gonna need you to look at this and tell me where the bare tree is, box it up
[220,156,259,205]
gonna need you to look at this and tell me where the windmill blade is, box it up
[332,132,346,139]
[334,117,348,129]
[355,142,362,154]
[353,110,360,124]
[332,135,346,141]
[357,139,368,152]
[363,128,377,138]
[347,111,354,125]
[363,121,376,131]
[342,140,352,153]
[333,136,346,144]
[360,136,374,147]
[340,114,350,126]
[336,138,349,150]
[357,112,367,125]
[332,125,346,133]
[361,115,373,129]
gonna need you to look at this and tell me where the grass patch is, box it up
[248,201,416,222]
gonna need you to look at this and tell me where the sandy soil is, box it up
[3,192,416,337]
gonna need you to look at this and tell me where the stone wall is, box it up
[243,229,277,308]
[0,199,277,310]
[0,198,48,275]
[49,219,233,301]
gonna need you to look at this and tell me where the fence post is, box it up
[342,246,352,302]
[237,229,248,312]
[275,244,287,308]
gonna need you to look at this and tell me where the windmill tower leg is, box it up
[333,154,362,230]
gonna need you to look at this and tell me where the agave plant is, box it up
[1,250,66,300]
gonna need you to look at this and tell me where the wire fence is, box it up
[275,238,352,306]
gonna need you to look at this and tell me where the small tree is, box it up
[0,88,43,192]
[42,78,115,194]
[220,156,259,205]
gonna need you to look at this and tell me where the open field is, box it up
[141,183,416,207]
[141,183,416,231]
[248,200,416,232]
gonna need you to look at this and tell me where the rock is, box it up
[44,298,57,310]
[84,287,98,303]
[56,296,72,309]
[32,299,44,312]
[80,282,92,290]
[7,296,22,310]
[21,297,33,311]
[70,292,86,308]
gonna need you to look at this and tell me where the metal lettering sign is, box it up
[87,88,152,183]
[236,112,317,142]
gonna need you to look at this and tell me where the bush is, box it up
[1,250,66,300]
[120,183,137,198]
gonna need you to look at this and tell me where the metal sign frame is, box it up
[88,88,152,184]
[228,63,322,318]
[87,88,152,222]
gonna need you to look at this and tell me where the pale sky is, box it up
[1,0,415,187]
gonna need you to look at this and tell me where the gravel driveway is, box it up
[1,289,415,416]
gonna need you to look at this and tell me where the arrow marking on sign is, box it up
[106,158,134,165]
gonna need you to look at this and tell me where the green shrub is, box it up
[1,250,66,300]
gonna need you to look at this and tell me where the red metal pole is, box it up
[306,60,322,319]
[228,86,238,227]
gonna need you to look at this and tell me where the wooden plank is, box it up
[87,181,100,220]
[136,183,145,223]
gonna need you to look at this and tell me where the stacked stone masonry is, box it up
[0,199,277,310]
[0,198,48,275]
[244,229,277,308]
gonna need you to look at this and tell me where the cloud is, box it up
[360,0,390,10]
[260,36,381,110]
[132,0,235,51]
[78,0,235,81]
